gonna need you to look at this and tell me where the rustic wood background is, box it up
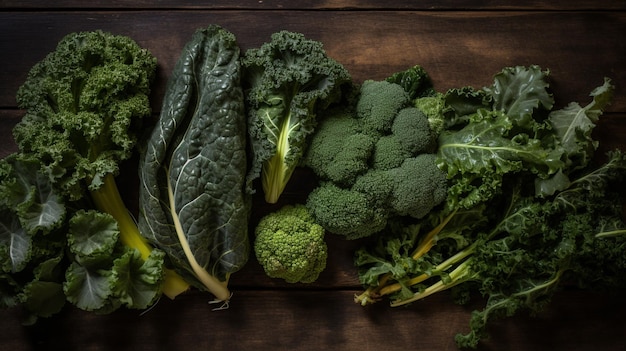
[1,1,625,350]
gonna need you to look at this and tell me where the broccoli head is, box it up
[254,204,328,283]
[303,70,450,239]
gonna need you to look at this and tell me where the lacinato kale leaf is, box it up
[138,25,250,303]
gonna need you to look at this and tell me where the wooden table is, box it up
[1,1,625,350]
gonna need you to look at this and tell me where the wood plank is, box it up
[2,289,625,351]
[1,0,625,10]
[1,11,625,111]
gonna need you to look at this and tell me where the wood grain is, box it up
[2,290,625,351]
[1,3,626,351]
[1,11,625,111]
[1,0,625,10]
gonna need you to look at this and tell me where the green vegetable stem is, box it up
[91,174,189,297]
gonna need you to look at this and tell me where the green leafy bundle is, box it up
[354,66,626,348]
[0,30,183,323]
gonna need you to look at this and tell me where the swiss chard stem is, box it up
[595,229,626,238]
[410,209,458,260]
[90,173,190,299]
[378,244,477,298]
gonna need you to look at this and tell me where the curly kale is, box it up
[242,30,351,204]
[1,31,178,323]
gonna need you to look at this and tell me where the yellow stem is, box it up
[411,209,458,260]
[355,210,459,305]
[90,173,190,299]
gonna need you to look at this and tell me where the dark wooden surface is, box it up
[1,2,626,350]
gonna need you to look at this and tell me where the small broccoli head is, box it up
[306,182,388,239]
[356,80,409,136]
[254,204,328,283]
[388,154,448,219]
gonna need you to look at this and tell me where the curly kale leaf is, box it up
[13,30,156,199]
[438,66,566,209]
[243,30,351,203]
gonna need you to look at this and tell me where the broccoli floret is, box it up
[303,109,359,173]
[254,204,328,283]
[356,80,410,136]
[306,182,388,239]
[391,107,437,154]
[388,155,448,219]
[304,108,376,186]
[325,133,376,186]
[352,170,394,207]
[372,135,410,171]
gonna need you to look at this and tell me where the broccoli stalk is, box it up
[243,30,351,204]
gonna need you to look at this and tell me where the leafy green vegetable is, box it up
[64,210,164,313]
[353,66,624,348]
[138,25,250,304]
[254,204,327,283]
[1,30,183,323]
[243,30,351,203]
